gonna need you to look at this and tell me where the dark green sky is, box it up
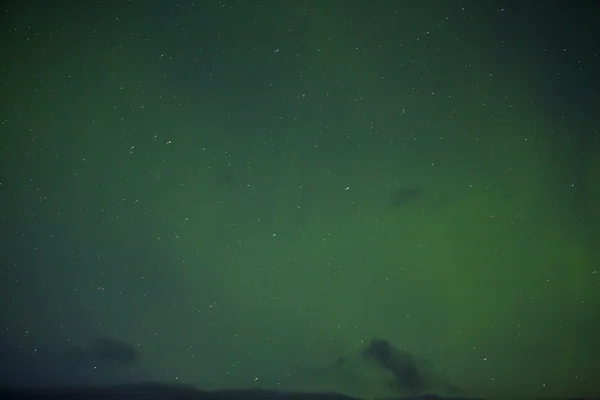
[1,1,599,398]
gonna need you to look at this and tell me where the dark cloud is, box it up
[67,337,140,366]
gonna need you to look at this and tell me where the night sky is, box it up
[1,1,599,398]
